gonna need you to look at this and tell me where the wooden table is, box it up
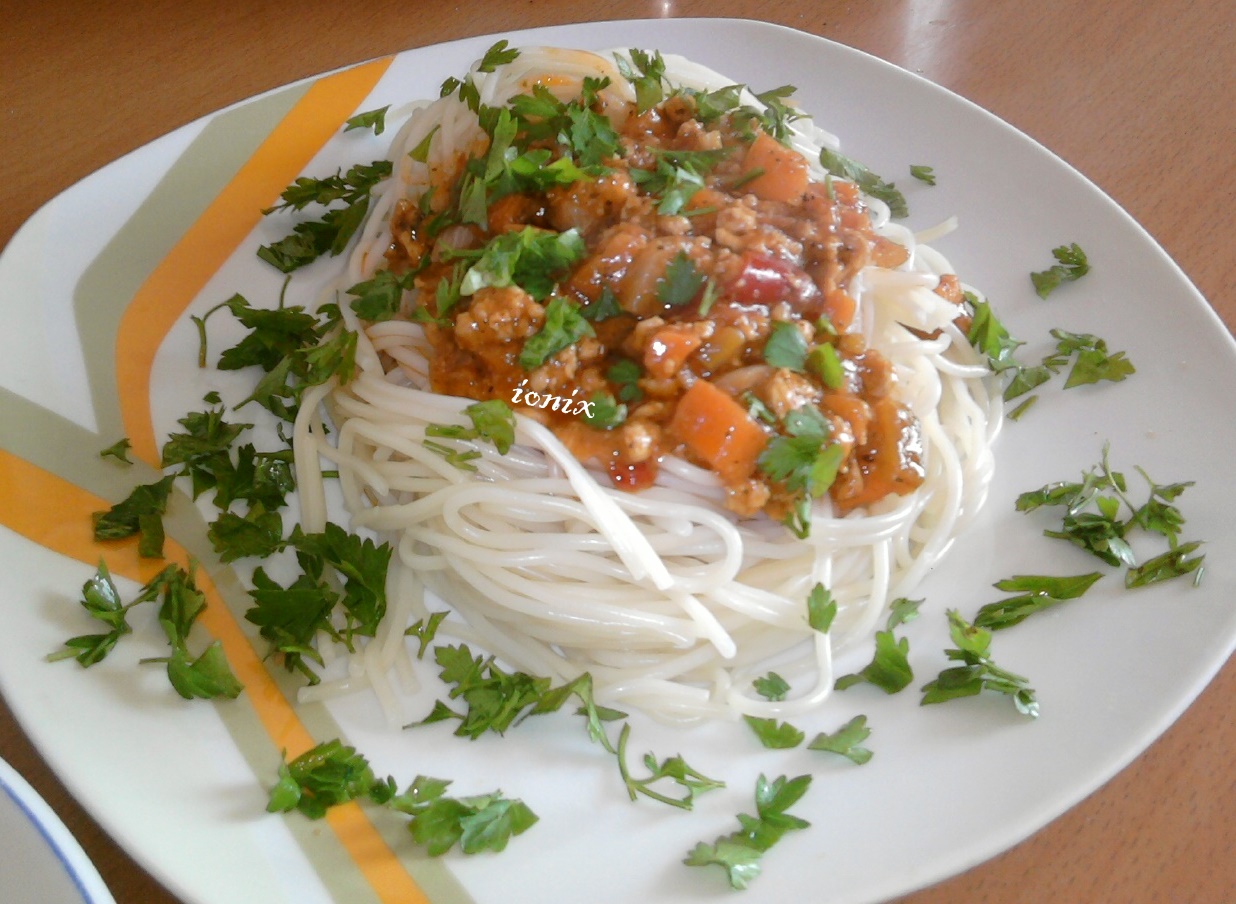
[3,2,1232,902]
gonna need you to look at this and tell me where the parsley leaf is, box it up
[615,49,667,113]
[752,672,790,701]
[91,474,176,558]
[343,106,390,135]
[909,164,936,185]
[807,715,873,765]
[1031,243,1090,298]
[606,358,644,403]
[921,610,1038,717]
[684,774,812,890]
[1017,446,1201,581]
[581,392,627,430]
[347,269,416,322]
[806,582,837,633]
[973,572,1104,630]
[616,722,726,808]
[268,740,538,855]
[267,739,381,819]
[885,597,923,631]
[743,716,805,749]
[1125,540,1206,588]
[258,161,391,272]
[630,148,729,215]
[818,147,908,218]
[50,562,243,700]
[519,296,595,368]
[763,322,809,371]
[1050,329,1135,389]
[476,39,519,72]
[757,405,844,538]
[426,399,517,455]
[99,438,132,464]
[406,788,539,856]
[656,251,706,307]
[46,560,131,666]
[835,629,913,694]
[581,286,623,323]
[457,227,587,301]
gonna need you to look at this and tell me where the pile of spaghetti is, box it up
[292,45,1001,722]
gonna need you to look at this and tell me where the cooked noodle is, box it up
[292,46,1002,724]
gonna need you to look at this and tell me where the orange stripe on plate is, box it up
[0,448,430,904]
[18,56,435,901]
[118,56,394,467]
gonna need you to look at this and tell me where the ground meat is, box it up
[453,286,544,375]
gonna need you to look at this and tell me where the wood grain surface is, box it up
[2,2,1232,902]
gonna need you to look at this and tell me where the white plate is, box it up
[1,17,1233,904]
[0,757,116,904]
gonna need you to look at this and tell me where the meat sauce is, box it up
[381,85,955,525]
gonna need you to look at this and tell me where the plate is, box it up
[0,756,116,904]
[1,17,1233,904]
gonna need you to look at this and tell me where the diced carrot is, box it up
[741,131,810,203]
[831,179,861,205]
[669,379,768,482]
[934,273,963,304]
[820,288,857,332]
[644,324,705,379]
[870,236,910,268]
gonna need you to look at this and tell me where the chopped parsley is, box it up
[615,49,667,113]
[921,610,1039,717]
[835,628,913,694]
[267,739,538,856]
[972,572,1104,630]
[426,399,517,455]
[48,561,243,700]
[258,160,392,272]
[807,715,873,765]
[1016,447,1204,584]
[343,105,390,135]
[684,773,812,890]
[1031,243,1090,298]
[757,405,845,538]
[657,251,706,307]
[763,321,809,371]
[519,296,595,369]
[456,227,587,301]
[818,147,908,218]
[581,391,628,430]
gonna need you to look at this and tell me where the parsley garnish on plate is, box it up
[258,160,392,273]
[1031,243,1090,298]
[267,739,538,855]
[920,610,1039,717]
[1016,445,1204,585]
[343,105,390,135]
[48,561,243,700]
[684,773,812,890]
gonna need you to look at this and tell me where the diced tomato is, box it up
[608,458,659,490]
[729,253,793,306]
